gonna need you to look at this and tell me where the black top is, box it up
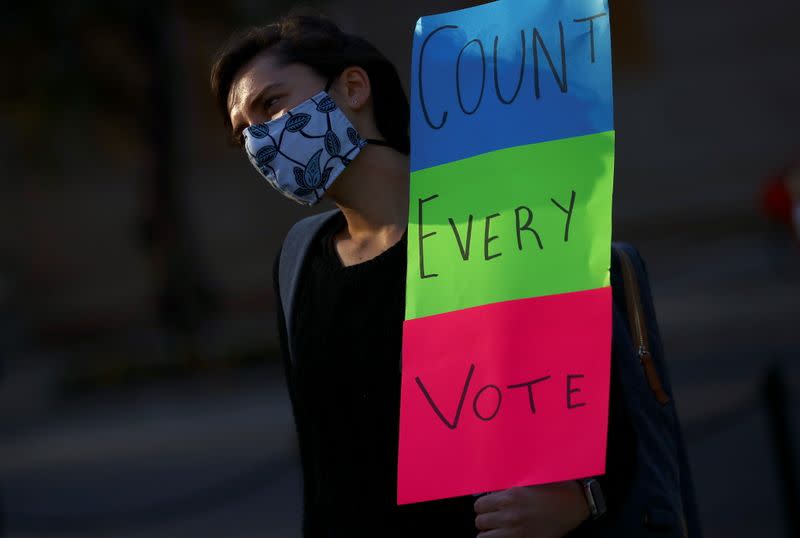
[273,211,635,538]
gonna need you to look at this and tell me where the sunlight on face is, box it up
[227,52,327,146]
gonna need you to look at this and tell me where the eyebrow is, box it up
[231,82,285,141]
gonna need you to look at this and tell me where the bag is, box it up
[601,243,702,537]
[276,210,702,537]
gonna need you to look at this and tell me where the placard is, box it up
[398,0,615,505]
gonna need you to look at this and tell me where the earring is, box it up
[352,98,358,106]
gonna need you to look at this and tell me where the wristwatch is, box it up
[579,478,607,520]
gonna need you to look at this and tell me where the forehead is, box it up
[227,52,322,119]
[227,52,281,115]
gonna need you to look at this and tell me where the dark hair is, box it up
[210,13,410,154]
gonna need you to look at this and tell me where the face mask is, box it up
[243,80,391,206]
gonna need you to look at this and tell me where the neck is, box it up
[327,145,410,242]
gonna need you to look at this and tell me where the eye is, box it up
[264,96,282,114]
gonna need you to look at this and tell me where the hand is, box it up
[473,481,590,538]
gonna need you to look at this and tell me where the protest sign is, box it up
[397,0,615,505]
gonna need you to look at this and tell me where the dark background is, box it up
[1,1,799,537]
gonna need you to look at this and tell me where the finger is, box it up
[477,529,514,538]
[475,511,508,531]
[474,490,510,514]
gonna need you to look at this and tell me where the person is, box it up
[210,12,636,538]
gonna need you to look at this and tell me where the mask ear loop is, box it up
[363,139,394,149]
[326,74,401,153]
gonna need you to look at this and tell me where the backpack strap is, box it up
[612,243,671,405]
[278,208,341,364]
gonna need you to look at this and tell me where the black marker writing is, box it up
[484,212,503,261]
[449,215,475,261]
[494,30,526,105]
[551,190,576,242]
[514,205,544,251]
[419,25,459,129]
[473,384,503,421]
[567,374,587,409]
[418,194,440,279]
[415,363,475,430]
[532,22,568,99]
[508,375,552,414]
[573,12,608,64]
[457,39,486,115]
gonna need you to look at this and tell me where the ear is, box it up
[333,66,371,112]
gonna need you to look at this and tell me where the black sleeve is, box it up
[273,248,320,537]
[596,338,637,514]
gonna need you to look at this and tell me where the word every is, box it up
[415,363,588,430]
[417,190,576,279]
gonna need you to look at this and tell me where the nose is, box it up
[229,102,270,141]
[243,108,271,128]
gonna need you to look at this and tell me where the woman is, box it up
[210,13,634,538]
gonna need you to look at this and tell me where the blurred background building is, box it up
[0,0,798,537]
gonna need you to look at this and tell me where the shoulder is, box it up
[277,209,342,268]
[274,208,342,299]
[609,242,648,295]
[609,242,654,329]
[281,209,343,255]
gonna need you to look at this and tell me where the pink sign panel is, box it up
[397,287,612,505]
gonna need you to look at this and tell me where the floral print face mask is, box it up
[243,81,390,206]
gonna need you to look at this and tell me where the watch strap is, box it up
[579,478,607,520]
